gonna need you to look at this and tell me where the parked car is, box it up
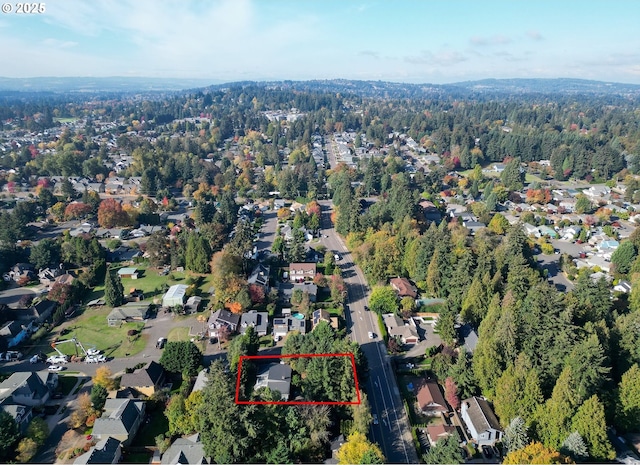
[5,351,22,361]
[48,365,64,372]
[86,355,106,363]
[156,337,167,349]
[372,414,379,425]
[52,392,64,399]
[86,348,101,356]
[368,331,374,339]
[47,355,68,364]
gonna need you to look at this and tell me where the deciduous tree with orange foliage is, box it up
[503,442,573,464]
[525,188,552,205]
[64,201,92,220]
[97,198,130,228]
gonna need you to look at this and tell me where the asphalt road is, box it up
[319,200,418,464]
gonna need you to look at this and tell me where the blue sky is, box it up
[1,0,639,84]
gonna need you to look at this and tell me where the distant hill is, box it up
[206,78,640,99]
[445,78,640,95]
[0,76,220,93]
[1,76,640,99]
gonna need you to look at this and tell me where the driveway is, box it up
[0,284,39,307]
[535,253,574,292]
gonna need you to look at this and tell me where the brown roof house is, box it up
[416,379,449,416]
[118,361,166,397]
[426,425,457,446]
[390,277,418,299]
[289,263,316,283]
[461,396,503,446]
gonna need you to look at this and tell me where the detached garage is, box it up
[162,284,188,308]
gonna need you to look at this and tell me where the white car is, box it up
[368,331,374,339]
[86,348,101,356]
[86,355,106,363]
[48,365,64,372]
[47,355,68,364]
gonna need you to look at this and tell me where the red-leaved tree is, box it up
[444,376,460,411]
[248,283,265,304]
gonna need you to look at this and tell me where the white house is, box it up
[460,397,503,447]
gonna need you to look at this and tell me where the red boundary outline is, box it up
[235,353,361,405]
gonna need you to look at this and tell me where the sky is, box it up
[1,0,639,84]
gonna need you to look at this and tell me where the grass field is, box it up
[167,326,191,342]
[49,307,147,358]
[53,117,78,123]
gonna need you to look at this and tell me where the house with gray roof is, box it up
[208,309,240,338]
[107,302,151,326]
[0,371,53,407]
[0,404,32,433]
[382,314,419,345]
[248,264,270,289]
[240,310,269,337]
[192,369,209,393]
[161,434,210,465]
[254,363,292,401]
[118,361,165,397]
[92,399,145,446]
[461,396,503,446]
[73,437,122,465]
[273,315,307,340]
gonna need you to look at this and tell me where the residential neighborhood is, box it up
[0,72,640,465]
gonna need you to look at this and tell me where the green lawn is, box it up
[119,268,186,300]
[53,117,78,123]
[131,409,168,446]
[51,308,147,358]
[57,375,78,395]
[167,326,191,342]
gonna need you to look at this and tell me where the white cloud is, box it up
[526,30,543,41]
[405,49,468,66]
[470,35,511,46]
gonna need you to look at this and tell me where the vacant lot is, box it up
[47,307,147,358]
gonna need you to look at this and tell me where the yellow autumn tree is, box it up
[503,442,573,464]
[336,431,385,464]
[93,366,117,391]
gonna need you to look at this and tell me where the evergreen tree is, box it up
[571,395,616,462]
[535,366,579,450]
[434,301,457,347]
[104,269,124,307]
[560,432,588,462]
[185,233,211,274]
[503,416,529,453]
[500,158,524,191]
[473,293,504,397]
[460,276,487,327]
[615,364,640,433]
[0,410,20,461]
[423,433,464,464]
[494,354,543,427]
